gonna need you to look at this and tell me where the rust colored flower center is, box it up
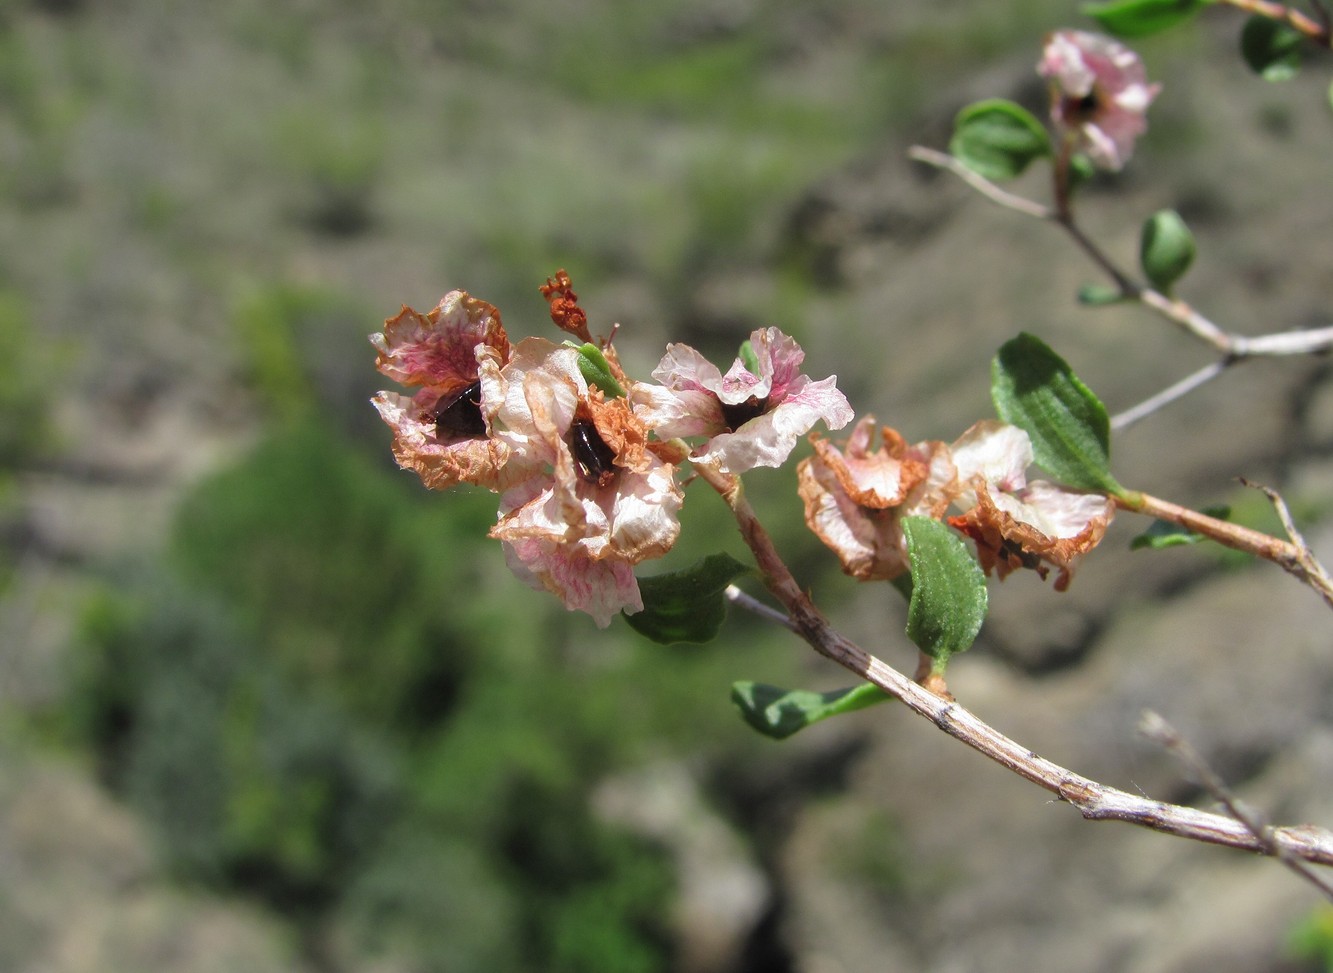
[570,417,619,487]
[433,380,486,440]
[719,394,769,432]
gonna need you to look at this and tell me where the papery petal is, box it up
[949,479,1114,591]
[629,382,725,440]
[650,343,724,395]
[950,420,1033,507]
[695,374,852,473]
[502,537,643,628]
[798,451,911,580]
[371,290,509,389]
[371,389,522,491]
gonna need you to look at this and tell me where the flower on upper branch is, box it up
[370,290,523,491]
[1039,29,1160,171]
[631,326,854,474]
[483,338,683,626]
[945,420,1114,591]
[798,416,956,580]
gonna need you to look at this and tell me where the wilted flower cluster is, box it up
[799,418,1115,591]
[370,284,853,625]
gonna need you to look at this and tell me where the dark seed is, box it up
[433,380,486,439]
[570,417,618,487]
[719,394,769,432]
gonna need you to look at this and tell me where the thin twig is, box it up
[1140,710,1333,901]
[907,146,1052,219]
[694,460,1333,868]
[909,145,1333,360]
[725,583,800,632]
[1219,0,1331,42]
[1240,478,1333,607]
[1110,359,1234,430]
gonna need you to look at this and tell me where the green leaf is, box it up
[624,553,750,644]
[1082,0,1211,37]
[1240,15,1303,81]
[738,339,761,376]
[948,99,1051,181]
[1077,283,1127,306]
[1130,505,1231,549]
[1139,210,1196,293]
[901,517,988,674]
[992,333,1124,496]
[568,341,626,398]
[732,681,889,740]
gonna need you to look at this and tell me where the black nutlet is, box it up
[570,417,618,487]
[433,380,486,439]
[719,394,769,432]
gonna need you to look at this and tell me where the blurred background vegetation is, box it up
[3,0,1330,971]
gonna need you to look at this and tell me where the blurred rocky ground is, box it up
[2,1,1331,971]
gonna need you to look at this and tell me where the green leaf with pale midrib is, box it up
[992,333,1123,497]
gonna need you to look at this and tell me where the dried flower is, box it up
[1039,29,1161,171]
[370,290,520,491]
[631,327,854,473]
[947,420,1114,590]
[798,416,956,580]
[485,338,683,625]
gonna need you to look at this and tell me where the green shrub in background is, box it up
[68,420,692,969]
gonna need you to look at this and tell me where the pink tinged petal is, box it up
[371,389,520,491]
[950,420,1033,504]
[650,343,724,394]
[370,290,508,389]
[797,452,910,581]
[1011,480,1117,540]
[629,382,725,440]
[502,537,643,628]
[695,374,852,473]
[756,327,808,401]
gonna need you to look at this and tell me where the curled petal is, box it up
[503,537,643,628]
[798,417,957,580]
[798,451,911,581]
[371,290,509,389]
[371,389,526,491]
[949,479,1114,591]
[950,420,1032,508]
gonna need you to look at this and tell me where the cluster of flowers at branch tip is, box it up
[799,418,1115,592]
[370,276,853,626]
[371,276,1117,626]
[1040,29,1161,171]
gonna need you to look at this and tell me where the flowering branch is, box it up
[692,459,1333,867]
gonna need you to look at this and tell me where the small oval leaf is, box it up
[901,516,988,674]
[1139,210,1196,293]
[1077,283,1127,306]
[1082,0,1211,37]
[949,99,1051,181]
[992,333,1123,496]
[1240,15,1303,81]
[625,553,750,644]
[732,681,889,740]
